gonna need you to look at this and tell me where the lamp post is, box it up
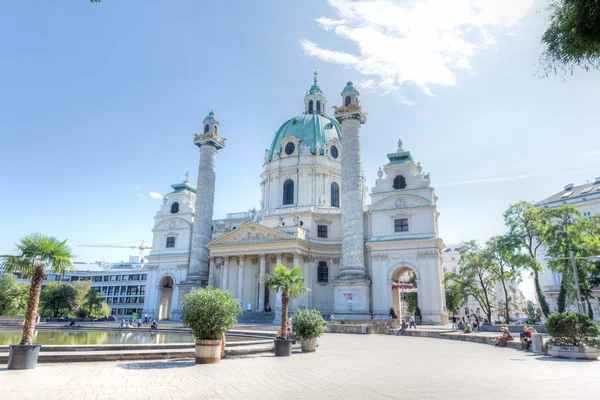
[544,254,600,314]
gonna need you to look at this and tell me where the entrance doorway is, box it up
[391,267,418,321]
[158,276,174,320]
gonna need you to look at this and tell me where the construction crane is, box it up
[79,240,152,257]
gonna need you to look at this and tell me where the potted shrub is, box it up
[545,311,600,359]
[264,264,308,357]
[0,233,73,370]
[292,309,327,352]
[181,287,242,364]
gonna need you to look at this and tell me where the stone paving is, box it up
[1,333,598,400]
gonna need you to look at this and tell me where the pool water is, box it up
[0,329,249,346]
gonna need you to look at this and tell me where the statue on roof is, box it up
[397,138,404,152]
[185,171,190,183]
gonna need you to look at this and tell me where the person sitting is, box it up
[495,326,514,347]
[69,321,76,327]
[463,322,472,334]
[264,303,272,313]
[523,327,536,351]
[396,317,407,336]
[457,321,466,331]
[150,320,158,330]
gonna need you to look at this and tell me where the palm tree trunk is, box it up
[280,288,289,339]
[20,265,44,345]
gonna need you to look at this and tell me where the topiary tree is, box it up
[545,311,600,347]
[292,309,327,340]
[181,287,242,340]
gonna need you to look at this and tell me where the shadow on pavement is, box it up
[534,357,597,363]
[118,358,195,370]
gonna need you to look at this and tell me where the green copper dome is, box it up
[268,113,342,161]
[203,110,216,122]
[342,80,358,94]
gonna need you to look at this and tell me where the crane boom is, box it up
[79,241,152,257]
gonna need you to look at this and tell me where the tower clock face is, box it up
[330,145,339,159]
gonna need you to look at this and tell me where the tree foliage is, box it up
[0,233,73,345]
[541,0,600,75]
[545,311,600,347]
[291,309,327,340]
[84,288,105,318]
[264,264,309,339]
[39,282,78,317]
[0,274,28,315]
[181,287,242,340]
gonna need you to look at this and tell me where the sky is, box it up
[1,0,599,300]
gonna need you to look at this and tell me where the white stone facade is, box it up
[142,77,447,323]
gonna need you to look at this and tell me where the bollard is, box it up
[531,333,544,355]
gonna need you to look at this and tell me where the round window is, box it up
[285,142,295,155]
[330,145,339,159]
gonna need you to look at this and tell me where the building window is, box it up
[317,262,328,283]
[114,287,120,295]
[108,287,113,295]
[394,218,409,232]
[345,95,351,107]
[204,124,209,133]
[166,236,175,248]
[141,274,147,281]
[331,182,340,207]
[93,276,102,282]
[393,175,407,189]
[552,271,562,285]
[116,275,121,281]
[316,100,321,113]
[317,225,328,238]
[308,100,314,114]
[283,179,294,205]
[330,145,338,159]
[170,202,179,214]
[285,142,295,155]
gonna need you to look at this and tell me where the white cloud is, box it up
[149,192,163,200]
[302,0,534,97]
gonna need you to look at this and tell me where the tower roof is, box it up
[342,80,358,94]
[203,110,216,122]
[309,70,322,94]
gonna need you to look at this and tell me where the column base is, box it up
[336,267,370,281]
[333,278,371,314]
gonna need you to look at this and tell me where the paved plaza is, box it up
[1,334,598,400]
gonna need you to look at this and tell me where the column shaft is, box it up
[208,257,216,287]
[258,254,266,311]
[222,257,229,291]
[237,256,245,303]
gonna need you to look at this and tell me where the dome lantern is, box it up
[304,71,327,115]
[341,80,359,107]
[202,110,219,134]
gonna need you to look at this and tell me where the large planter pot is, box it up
[300,337,317,352]
[195,339,222,364]
[274,338,293,357]
[8,344,41,370]
[548,345,600,360]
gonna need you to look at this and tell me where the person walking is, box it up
[137,317,142,328]
[409,315,417,329]
[451,315,457,330]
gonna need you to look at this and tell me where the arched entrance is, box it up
[158,276,174,320]
[391,267,418,321]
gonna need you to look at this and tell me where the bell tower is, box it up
[304,71,327,115]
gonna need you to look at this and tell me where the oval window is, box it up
[285,142,295,155]
[330,145,339,159]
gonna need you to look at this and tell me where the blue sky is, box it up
[1,1,599,299]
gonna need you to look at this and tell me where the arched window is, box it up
[345,95,351,107]
[170,202,179,214]
[308,100,314,114]
[283,179,294,205]
[204,124,209,133]
[214,125,217,134]
[317,262,328,283]
[331,182,340,207]
[316,100,321,113]
[393,175,407,190]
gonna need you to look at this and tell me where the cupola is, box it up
[341,80,359,107]
[202,110,219,134]
[304,71,327,115]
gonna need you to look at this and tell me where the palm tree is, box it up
[263,264,308,340]
[0,233,73,345]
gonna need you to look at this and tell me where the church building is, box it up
[143,74,447,323]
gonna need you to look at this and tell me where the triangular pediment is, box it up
[207,221,297,247]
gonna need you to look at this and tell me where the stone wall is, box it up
[478,324,546,334]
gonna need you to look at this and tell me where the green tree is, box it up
[443,274,467,316]
[263,264,309,339]
[71,280,92,317]
[39,282,77,317]
[90,302,111,319]
[0,233,73,345]
[456,240,497,322]
[504,201,551,317]
[485,235,525,324]
[0,274,28,315]
[540,0,600,75]
[84,288,105,317]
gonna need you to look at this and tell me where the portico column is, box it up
[237,256,245,304]
[222,256,230,291]
[208,257,216,287]
[273,253,283,324]
[258,254,266,311]
[291,251,300,312]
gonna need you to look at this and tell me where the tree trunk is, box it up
[20,265,44,345]
[501,278,510,324]
[534,270,550,317]
[280,288,289,339]
[587,298,593,319]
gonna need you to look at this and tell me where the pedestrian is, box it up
[120,319,124,328]
[144,313,148,324]
[409,315,417,329]
[137,318,142,328]
[397,317,407,336]
[472,316,479,333]
[451,315,457,330]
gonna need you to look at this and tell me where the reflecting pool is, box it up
[0,329,250,346]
